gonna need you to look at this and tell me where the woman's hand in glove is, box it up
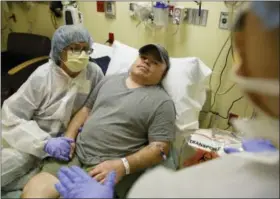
[44,137,74,161]
[224,139,277,154]
[55,166,116,199]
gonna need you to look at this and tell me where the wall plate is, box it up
[219,12,229,30]
[105,1,116,18]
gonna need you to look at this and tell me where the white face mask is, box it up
[64,50,89,73]
[231,68,279,146]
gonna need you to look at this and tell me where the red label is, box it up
[97,1,105,12]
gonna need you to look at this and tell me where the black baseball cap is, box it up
[139,44,170,70]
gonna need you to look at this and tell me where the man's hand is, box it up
[88,159,125,184]
[64,134,76,159]
[64,127,83,159]
[69,142,76,159]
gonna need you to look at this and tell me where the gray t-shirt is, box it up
[76,73,176,166]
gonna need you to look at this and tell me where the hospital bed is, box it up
[1,41,213,198]
[91,41,213,166]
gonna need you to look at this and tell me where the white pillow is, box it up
[162,57,211,130]
[106,40,212,132]
[90,43,113,59]
[106,41,138,75]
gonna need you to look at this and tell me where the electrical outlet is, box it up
[228,113,238,125]
[219,12,229,30]
[105,1,116,18]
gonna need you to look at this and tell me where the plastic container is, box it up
[153,2,169,27]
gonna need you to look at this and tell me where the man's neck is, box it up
[126,75,144,89]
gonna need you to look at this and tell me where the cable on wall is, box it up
[217,83,236,95]
[210,45,233,109]
[207,95,244,128]
[208,35,231,91]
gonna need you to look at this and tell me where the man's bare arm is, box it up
[125,101,175,174]
[126,141,170,174]
[64,107,90,139]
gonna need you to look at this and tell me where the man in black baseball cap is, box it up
[131,43,170,85]
[23,43,175,199]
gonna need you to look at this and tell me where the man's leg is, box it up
[21,155,81,198]
[21,172,59,198]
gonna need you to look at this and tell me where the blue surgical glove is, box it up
[44,137,74,161]
[224,139,277,154]
[55,166,116,198]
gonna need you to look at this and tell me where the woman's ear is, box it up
[58,51,67,68]
[60,51,67,62]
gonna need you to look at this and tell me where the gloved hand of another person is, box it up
[55,166,116,198]
[44,137,74,161]
[224,139,277,154]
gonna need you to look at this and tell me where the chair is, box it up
[1,33,51,105]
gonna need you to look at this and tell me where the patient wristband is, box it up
[121,157,130,175]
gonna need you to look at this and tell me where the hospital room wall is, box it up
[1,2,254,130]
